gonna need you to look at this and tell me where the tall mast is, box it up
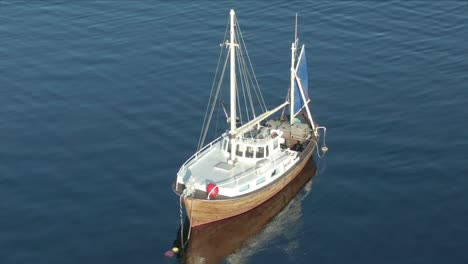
[295,13,298,45]
[290,13,298,125]
[229,9,237,163]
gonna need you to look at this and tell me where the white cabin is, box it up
[176,126,302,198]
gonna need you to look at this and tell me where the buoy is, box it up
[321,145,328,153]
[206,183,219,198]
[172,247,179,253]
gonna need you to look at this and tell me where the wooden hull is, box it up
[181,139,316,227]
[175,159,317,263]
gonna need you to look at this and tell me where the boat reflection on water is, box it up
[172,158,319,264]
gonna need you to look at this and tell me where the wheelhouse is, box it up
[221,127,284,162]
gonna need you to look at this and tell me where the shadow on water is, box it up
[171,158,320,263]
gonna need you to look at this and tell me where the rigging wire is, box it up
[236,34,256,121]
[236,17,268,113]
[281,87,291,119]
[236,72,243,127]
[214,98,221,137]
[198,14,273,148]
[235,42,251,126]
[197,17,230,150]
[198,50,230,150]
[244,63,257,119]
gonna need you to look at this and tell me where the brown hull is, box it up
[177,159,317,263]
[183,140,316,227]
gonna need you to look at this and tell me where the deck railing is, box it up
[215,150,294,188]
[179,135,225,172]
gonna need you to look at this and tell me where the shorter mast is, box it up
[290,14,298,125]
[294,46,316,131]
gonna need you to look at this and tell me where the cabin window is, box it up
[227,141,232,153]
[266,146,269,157]
[245,146,254,158]
[273,139,278,149]
[236,144,244,157]
[256,146,265,158]
[256,177,266,185]
[239,184,249,192]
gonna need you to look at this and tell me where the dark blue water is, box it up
[1,1,467,263]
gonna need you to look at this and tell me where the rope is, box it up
[318,126,327,148]
[179,190,195,249]
[310,126,328,158]
[309,139,324,158]
[206,185,219,199]
[179,194,185,248]
[185,199,194,246]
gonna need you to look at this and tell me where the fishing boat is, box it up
[173,9,327,228]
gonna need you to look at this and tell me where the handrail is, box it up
[179,135,225,172]
[239,135,272,144]
[215,150,294,187]
[178,135,296,190]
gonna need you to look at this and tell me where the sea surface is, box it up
[1,1,467,263]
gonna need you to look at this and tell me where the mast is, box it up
[294,47,316,132]
[229,9,237,163]
[290,13,298,125]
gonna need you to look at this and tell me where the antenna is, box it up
[295,13,298,44]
